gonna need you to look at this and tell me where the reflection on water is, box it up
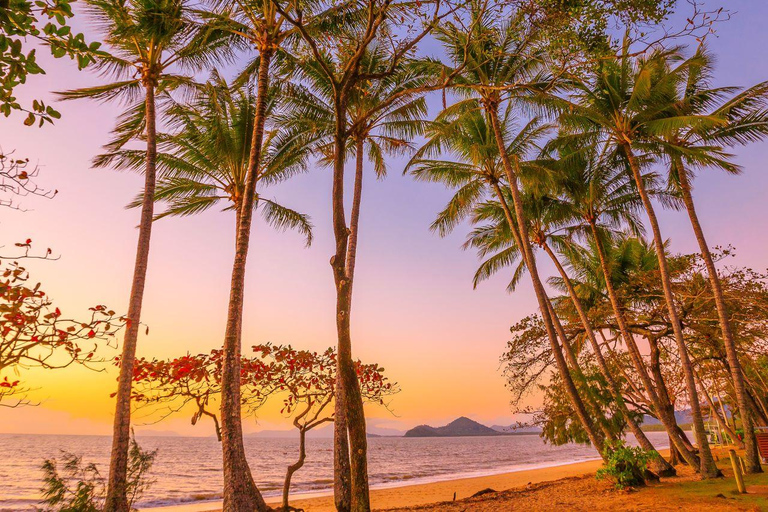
[0,431,672,510]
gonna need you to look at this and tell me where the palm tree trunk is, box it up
[220,49,273,512]
[283,428,308,510]
[542,242,675,475]
[623,144,719,478]
[676,159,761,473]
[333,136,365,511]
[545,297,617,442]
[486,105,606,457]
[346,137,365,283]
[589,220,700,468]
[333,377,351,512]
[331,100,370,511]
[646,334,696,456]
[745,387,768,426]
[104,81,158,512]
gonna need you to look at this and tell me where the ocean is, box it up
[0,431,673,510]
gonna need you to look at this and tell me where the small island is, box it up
[404,417,506,438]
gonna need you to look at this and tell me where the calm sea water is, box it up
[0,431,673,510]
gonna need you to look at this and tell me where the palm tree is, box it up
[199,1,312,507]
[544,141,695,471]
[654,46,768,473]
[283,45,430,292]
[57,0,228,508]
[108,73,313,241]
[428,7,610,457]
[407,99,608,456]
[282,45,433,509]
[466,186,627,445]
[464,175,676,476]
[558,44,720,477]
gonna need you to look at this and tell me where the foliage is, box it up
[535,365,634,446]
[57,0,235,155]
[127,344,398,440]
[0,260,122,406]
[39,433,156,511]
[113,73,314,242]
[596,440,657,489]
[40,452,102,512]
[0,0,101,124]
[0,151,58,210]
[500,242,768,448]
[125,434,158,508]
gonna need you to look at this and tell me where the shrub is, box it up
[39,433,157,511]
[596,440,657,490]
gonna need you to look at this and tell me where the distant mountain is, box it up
[404,417,503,438]
[367,426,406,437]
[490,424,542,434]
[248,423,406,439]
[642,410,693,426]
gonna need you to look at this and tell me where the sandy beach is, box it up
[281,458,606,511]
[148,447,768,512]
[149,457,605,512]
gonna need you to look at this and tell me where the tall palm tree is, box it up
[429,7,609,456]
[282,45,429,291]
[282,45,433,509]
[466,186,625,444]
[558,44,720,477]
[465,173,676,475]
[654,46,768,473]
[201,1,312,507]
[562,233,700,457]
[407,100,608,456]
[545,142,695,471]
[57,0,228,508]
[109,73,313,241]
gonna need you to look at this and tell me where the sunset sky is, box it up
[1,0,767,437]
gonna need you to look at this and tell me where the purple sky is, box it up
[1,0,767,435]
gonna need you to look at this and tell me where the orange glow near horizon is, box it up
[3,1,768,437]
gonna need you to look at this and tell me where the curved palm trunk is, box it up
[486,106,606,457]
[104,81,158,512]
[646,333,696,456]
[622,145,719,478]
[542,242,675,475]
[676,160,761,473]
[282,428,308,510]
[647,333,697,457]
[545,297,617,442]
[333,137,365,511]
[331,106,370,511]
[589,220,700,468]
[219,50,273,512]
[745,387,768,426]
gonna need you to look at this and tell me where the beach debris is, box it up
[470,488,498,498]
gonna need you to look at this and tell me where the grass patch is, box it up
[670,453,768,510]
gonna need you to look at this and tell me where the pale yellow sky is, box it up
[4,1,768,436]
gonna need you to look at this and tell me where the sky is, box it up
[1,0,768,437]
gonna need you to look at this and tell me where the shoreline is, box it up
[140,455,607,512]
